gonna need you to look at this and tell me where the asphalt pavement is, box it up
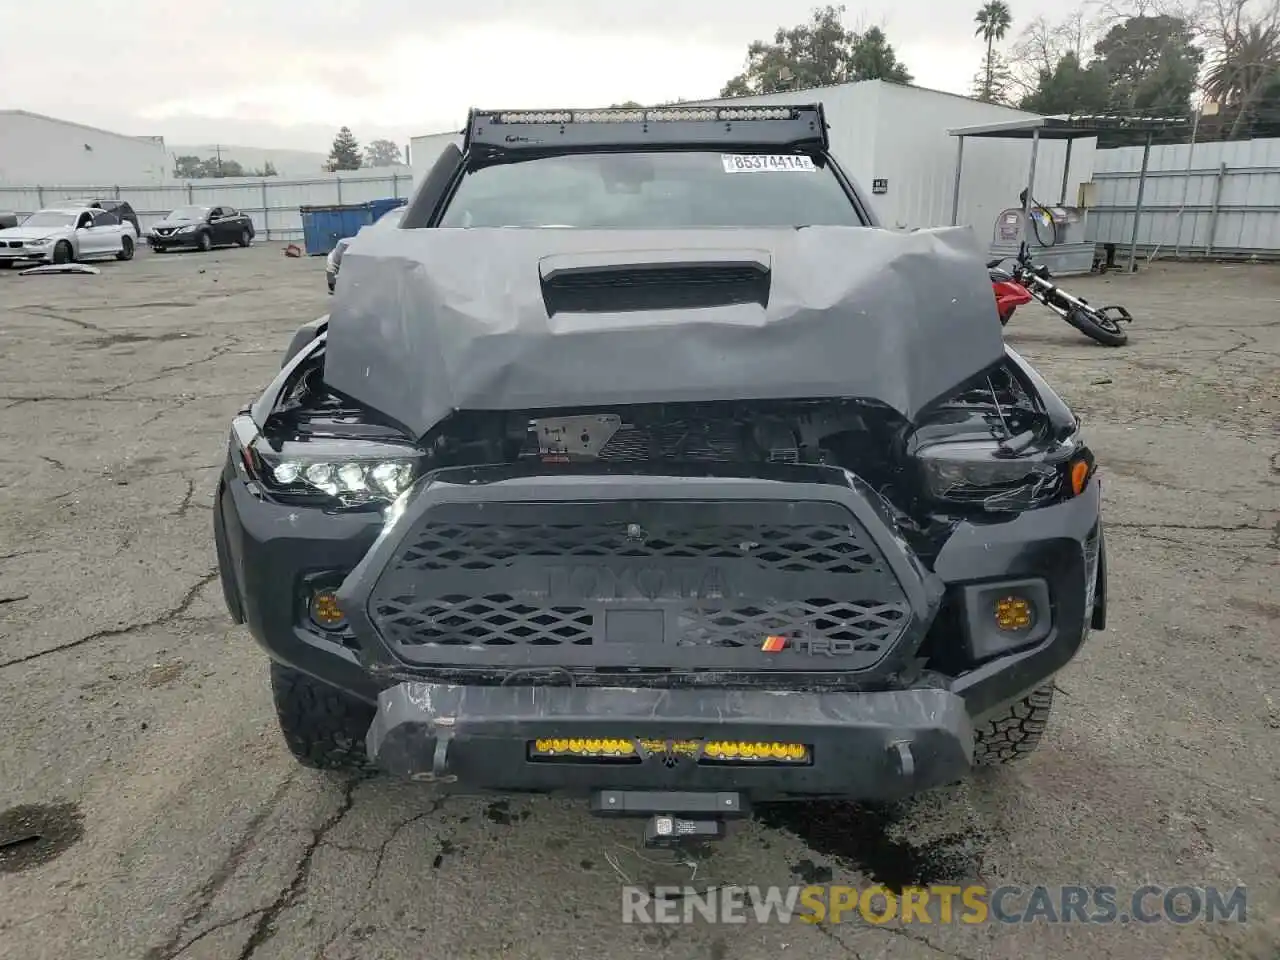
[0,244,1276,960]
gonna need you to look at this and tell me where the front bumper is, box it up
[369,682,972,802]
[216,449,1103,728]
[149,231,199,247]
[0,246,51,263]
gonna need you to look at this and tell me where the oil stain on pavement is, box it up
[755,800,981,892]
[0,801,85,874]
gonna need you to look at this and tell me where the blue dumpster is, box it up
[298,198,407,256]
[369,196,409,222]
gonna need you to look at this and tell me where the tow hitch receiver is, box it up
[591,790,748,849]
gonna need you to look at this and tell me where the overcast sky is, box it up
[4,0,1069,151]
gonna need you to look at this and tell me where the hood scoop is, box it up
[538,248,771,315]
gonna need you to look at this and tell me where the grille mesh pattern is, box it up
[679,600,908,649]
[375,594,593,647]
[367,499,912,670]
[398,523,882,575]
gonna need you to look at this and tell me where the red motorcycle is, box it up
[988,261,1034,327]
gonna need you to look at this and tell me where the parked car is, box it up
[0,206,136,266]
[325,205,406,293]
[150,205,255,253]
[60,198,141,237]
[214,104,1108,853]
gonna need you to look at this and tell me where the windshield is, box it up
[21,212,76,228]
[438,151,864,229]
[167,206,210,220]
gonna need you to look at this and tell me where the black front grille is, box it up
[5,241,22,248]
[542,265,769,314]
[366,498,912,673]
[596,421,745,463]
[398,520,880,574]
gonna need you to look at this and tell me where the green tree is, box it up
[328,126,362,171]
[974,1,1014,100]
[719,5,912,96]
[848,27,912,83]
[1203,18,1280,138]
[251,161,278,177]
[173,155,203,178]
[1092,15,1203,115]
[972,49,1016,103]
[1018,52,1112,114]
[364,138,403,167]
[203,158,244,178]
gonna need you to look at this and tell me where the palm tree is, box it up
[1203,21,1280,139]
[975,1,1014,100]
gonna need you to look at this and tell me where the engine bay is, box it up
[257,343,1070,532]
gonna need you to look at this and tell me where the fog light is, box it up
[994,596,1035,631]
[309,591,346,629]
[530,738,636,758]
[703,741,809,763]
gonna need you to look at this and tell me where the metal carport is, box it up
[947,115,1189,273]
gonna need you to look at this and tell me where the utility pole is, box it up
[216,144,223,177]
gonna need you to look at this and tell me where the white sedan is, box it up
[0,206,138,267]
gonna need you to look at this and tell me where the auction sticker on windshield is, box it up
[721,154,816,173]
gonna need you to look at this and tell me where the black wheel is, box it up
[1066,306,1128,346]
[197,231,213,252]
[237,228,252,248]
[153,244,168,253]
[973,685,1055,764]
[116,236,134,261]
[269,662,377,773]
[52,240,73,264]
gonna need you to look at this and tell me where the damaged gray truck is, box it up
[213,104,1107,848]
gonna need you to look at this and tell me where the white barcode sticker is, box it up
[721,154,816,173]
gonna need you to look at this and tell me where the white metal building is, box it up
[0,110,171,186]
[687,81,1095,236]
[409,130,464,179]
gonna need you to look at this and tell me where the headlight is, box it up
[232,415,425,508]
[178,225,197,233]
[27,237,52,246]
[915,437,1093,512]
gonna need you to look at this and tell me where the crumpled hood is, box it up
[152,218,199,228]
[323,225,1007,439]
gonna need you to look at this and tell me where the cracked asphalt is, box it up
[0,246,1277,960]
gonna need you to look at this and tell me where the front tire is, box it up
[153,244,168,253]
[972,685,1055,764]
[52,240,73,264]
[197,231,213,252]
[238,228,252,248]
[1066,306,1128,346]
[269,662,376,774]
[117,236,134,261]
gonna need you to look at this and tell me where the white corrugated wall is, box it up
[1089,136,1280,257]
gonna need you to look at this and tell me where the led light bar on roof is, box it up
[493,105,799,124]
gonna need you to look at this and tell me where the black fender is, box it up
[282,315,329,368]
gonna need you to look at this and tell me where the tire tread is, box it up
[972,685,1055,765]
